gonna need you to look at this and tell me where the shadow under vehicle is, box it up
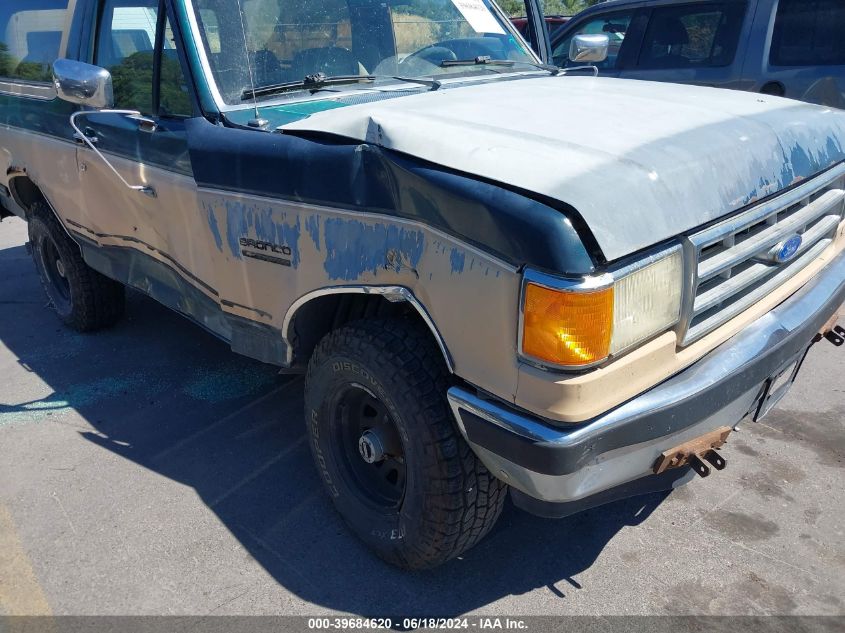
[1,0,844,570]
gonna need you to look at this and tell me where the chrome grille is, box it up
[682,163,845,345]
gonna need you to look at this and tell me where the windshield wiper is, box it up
[391,76,442,91]
[242,73,376,100]
[440,55,559,75]
[440,55,514,68]
[242,57,560,100]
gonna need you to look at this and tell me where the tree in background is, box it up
[109,52,191,116]
[0,43,17,77]
[498,0,604,18]
[0,42,54,82]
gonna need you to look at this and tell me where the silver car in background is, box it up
[551,0,845,108]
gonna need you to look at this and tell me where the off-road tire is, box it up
[28,204,125,331]
[304,318,507,569]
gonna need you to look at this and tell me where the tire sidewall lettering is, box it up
[308,357,410,549]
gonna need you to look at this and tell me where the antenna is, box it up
[235,0,268,128]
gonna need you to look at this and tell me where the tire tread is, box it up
[306,318,506,569]
[29,203,124,332]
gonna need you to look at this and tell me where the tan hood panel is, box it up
[282,76,845,260]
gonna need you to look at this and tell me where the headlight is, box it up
[520,246,683,368]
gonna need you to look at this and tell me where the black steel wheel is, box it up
[330,384,407,509]
[305,318,507,569]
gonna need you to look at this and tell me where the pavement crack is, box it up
[208,585,252,614]
[208,436,306,509]
[51,492,78,536]
[701,524,826,582]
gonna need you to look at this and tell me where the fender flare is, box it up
[282,285,455,373]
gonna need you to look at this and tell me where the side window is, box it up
[159,21,192,116]
[770,0,845,67]
[0,1,69,83]
[552,12,634,70]
[95,1,191,116]
[636,3,746,70]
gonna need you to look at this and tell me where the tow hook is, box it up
[653,426,731,478]
[824,325,844,347]
[688,450,727,478]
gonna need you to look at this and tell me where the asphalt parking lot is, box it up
[1,215,843,617]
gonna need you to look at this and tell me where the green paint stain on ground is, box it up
[0,363,277,427]
[0,376,137,426]
[59,376,134,407]
[182,365,277,403]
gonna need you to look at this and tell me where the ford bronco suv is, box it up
[1,0,844,569]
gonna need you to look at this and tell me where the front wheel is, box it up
[304,318,506,569]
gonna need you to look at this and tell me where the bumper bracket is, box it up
[653,426,732,475]
[824,325,844,346]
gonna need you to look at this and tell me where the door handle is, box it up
[126,114,158,133]
[73,128,99,146]
[69,110,157,198]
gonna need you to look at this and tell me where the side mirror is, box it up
[569,34,610,64]
[53,58,114,109]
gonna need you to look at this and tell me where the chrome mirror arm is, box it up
[559,65,600,77]
[69,110,157,198]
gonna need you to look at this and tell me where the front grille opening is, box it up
[688,239,832,339]
[682,165,845,346]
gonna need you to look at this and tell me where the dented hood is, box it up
[281,76,845,261]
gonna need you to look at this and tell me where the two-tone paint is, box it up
[2,0,845,430]
[0,0,594,409]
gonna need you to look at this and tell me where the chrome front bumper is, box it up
[448,249,845,516]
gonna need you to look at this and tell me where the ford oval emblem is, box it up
[769,235,803,264]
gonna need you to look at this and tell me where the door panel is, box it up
[619,2,751,90]
[76,0,218,310]
[749,0,845,108]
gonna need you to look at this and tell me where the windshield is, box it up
[190,0,537,105]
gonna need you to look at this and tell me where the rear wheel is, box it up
[304,318,507,569]
[28,204,125,332]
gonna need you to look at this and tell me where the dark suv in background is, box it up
[551,0,845,108]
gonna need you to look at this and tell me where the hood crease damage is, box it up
[282,76,845,260]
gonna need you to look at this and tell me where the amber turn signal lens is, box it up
[522,283,613,367]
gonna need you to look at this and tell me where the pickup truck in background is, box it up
[1,0,844,569]
[550,0,845,108]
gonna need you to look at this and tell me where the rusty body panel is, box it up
[2,0,844,528]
